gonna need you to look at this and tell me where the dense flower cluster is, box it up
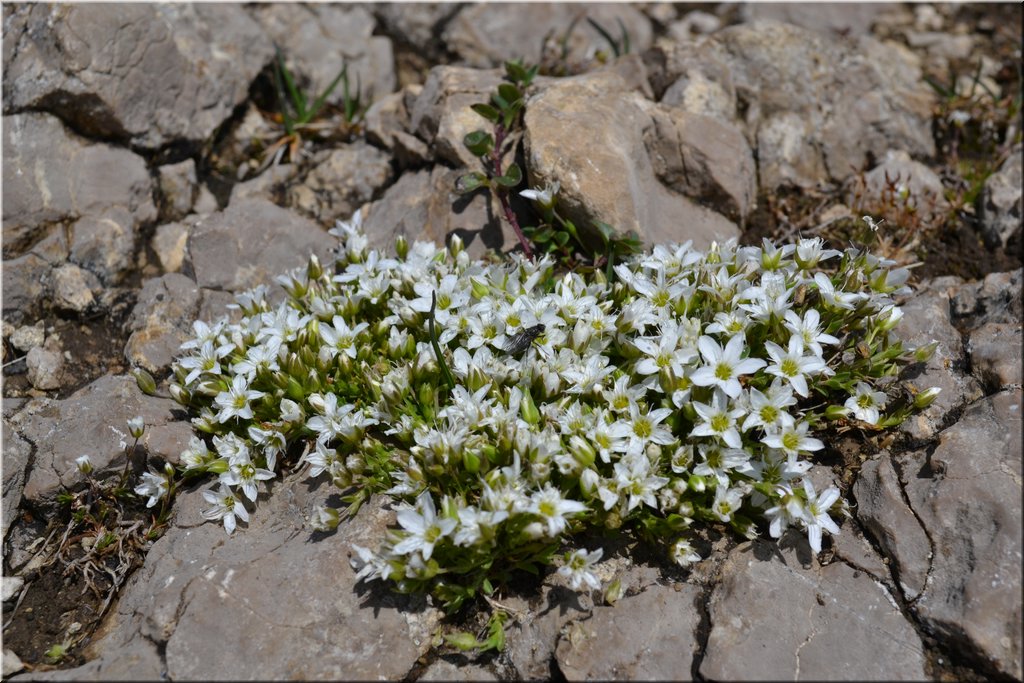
[170,212,937,609]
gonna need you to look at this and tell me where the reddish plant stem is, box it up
[490,124,533,259]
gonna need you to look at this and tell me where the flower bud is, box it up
[520,386,540,425]
[168,383,192,407]
[462,449,481,474]
[448,233,464,258]
[310,505,341,532]
[825,404,852,420]
[307,254,323,281]
[914,341,939,363]
[395,234,409,260]
[470,276,490,300]
[132,368,157,396]
[75,454,93,475]
[914,386,942,409]
[569,436,596,470]
[687,474,706,493]
[127,416,145,439]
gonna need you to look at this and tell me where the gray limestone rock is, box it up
[968,321,1023,390]
[853,452,932,599]
[700,540,927,680]
[124,274,202,375]
[361,166,516,258]
[2,4,272,150]
[25,346,63,391]
[897,285,984,441]
[555,583,701,680]
[860,149,949,224]
[524,70,740,249]
[8,374,194,504]
[287,142,394,227]
[69,207,137,285]
[183,198,335,295]
[979,145,1022,251]
[409,66,508,169]
[24,486,441,681]
[50,263,100,314]
[247,4,395,107]
[2,421,31,542]
[2,112,155,255]
[442,4,653,69]
[156,159,199,223]
[901,389,1023,680]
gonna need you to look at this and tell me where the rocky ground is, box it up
[2,3,1022,681]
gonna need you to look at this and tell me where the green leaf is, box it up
[444,631,481,651]
[471,102,501,122]
[306,61,350,125]
[553,230,571,246]
[594,220,617,245]
[497,83,521,106]
[491,92,510,111]
[505,60,528,83]
[456,171,490,194]
[463,130,494,157]
[494,162,523,187]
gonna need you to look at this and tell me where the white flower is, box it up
[741,380,796,432]
[306,393,377,443]
[800,479,841,553]
[528,485,587,537]
[520,180,560,209]
[761,418,824,457]
[75,454,93,475]
[691,388,746,449]
[558,547,603,591]
[393,491,456,560]
[608,403,675,456]
[633,325,696,378]
[201,484,249,534]
[612,455,669,512]
[319,315,369,361]
[453,506,509,547]
[763,336,826,398]
[178,339,231,386]
[134,470,170,508]
[845,381,888,425]
[710,484,745,522]
[783,309,839,358]
[691,335,766,399]
[693,443,754,487]
[670,538,702,567]
[214,374,265,423]
[219,450,275,502]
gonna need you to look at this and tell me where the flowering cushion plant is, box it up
[169,211,939,612]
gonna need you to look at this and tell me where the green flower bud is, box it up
[127,416,145,439]
[307,254,323,280]
[825,404,851,420]
[207,458,229,474]
[75,454,94,475]
[914,386,942,409]
[914,341,939,363]
[470,276,490,300]
[168,383,191,406]
[463,450,481,474]
[310,505,340,532]
[569,435,596,469]
[688,474,706,493]
[520,386,540,425]
[448,233,464,257]
[395,234,409,260]
[132,368,157,396]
